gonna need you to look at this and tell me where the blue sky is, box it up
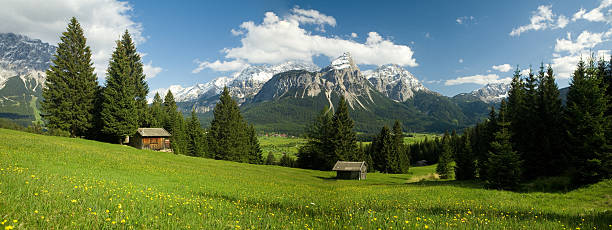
[1,0,611,96]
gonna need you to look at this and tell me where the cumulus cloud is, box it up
[551,28,612,79]
[0,0,161,79]
[572,0,612,23]
[192,59,249,73]
[351,32,358,38]
[445,74,511,86]
[510,5,569,36]
[143,61,163,79]
[492,64,512,72]
[194,7,418,73]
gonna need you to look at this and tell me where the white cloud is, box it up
[143,61,163,79]
[288,7,336,32]
[0,0,161,79]
[520,69,531,76]
[510,5,569,36]
[554,30,609,54]
[195,7,418,73]
[458,58,464,63]
[552,49,611,79]
[351,32,358,38]
[572,0,612,23]
[192,59,249,73]
[456,16,475,25]
[492,64,512,72]
[445,74,511,86]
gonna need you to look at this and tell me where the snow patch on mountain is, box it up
[365,64,428,102]
[460,82,511,103]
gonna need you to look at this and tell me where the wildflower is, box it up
[425,225,429,229]
[168,213,173,216]
[5,226,14,230]
[71,199,77,203]
[121,219,126,224]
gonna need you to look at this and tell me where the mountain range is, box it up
[0,32,512,133]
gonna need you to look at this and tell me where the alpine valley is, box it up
[1,33,508,134]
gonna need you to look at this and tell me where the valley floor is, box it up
[0,128,610,229]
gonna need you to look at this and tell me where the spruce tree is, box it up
[372,125,393,173]
[247,124,263,164]
[265,153,276,165]
[392,121,409,173]
[100,39,137,144]
[478,107,497,180]
[150,93,165,128]
[536,65,565,176]
[207,87,249,162]
[186,110,205,157]
[163,91,177,133]
[171,112,188,155]
[455,133,476,180]
[331,97,359,161]
[119,30,150,127]
[564,59,611,185]
[41,17,98,137]
[486,101,522,190]
[436,134,454,179]
[297,107,334,170]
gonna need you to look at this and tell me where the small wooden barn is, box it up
[130,128,171,151]
[332,161,367,180]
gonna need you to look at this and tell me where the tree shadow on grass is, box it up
[315,176,338,180]
[408,179,486,189]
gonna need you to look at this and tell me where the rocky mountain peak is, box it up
[365,64,428,102]
[327,52,357,71]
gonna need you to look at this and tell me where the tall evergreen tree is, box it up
[186,110,205,157]
[100,39,137,144]
[564,59,611,185]
[392,121,409,173]
[477,107,497,180]
[535,65,565,176]
[119,30,150,127]
[297,107,334,170]
[372,125,393,173]
[247,124,263,164]
[455,132,476,180]
[150,93,165,128]
[163,91,177,133]
[486,101,522,190]
[436,134,454,179]
[331,97,359,161]
[41,17,98,137]
[207,87,249,162]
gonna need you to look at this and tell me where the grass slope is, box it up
[0,129,610,229]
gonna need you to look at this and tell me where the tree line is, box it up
[443,59,611,190]
[40,17,262,164]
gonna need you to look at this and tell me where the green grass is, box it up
[0,128,610,229]
[258,135,306,160]
[403,133,439,145]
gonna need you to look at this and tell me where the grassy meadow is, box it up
[0,128,611,229]
[258,135,306,160]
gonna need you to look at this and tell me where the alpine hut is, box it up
[131,128,171,151]
[332,161,367,180]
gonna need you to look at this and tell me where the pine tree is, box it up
[436,134,454,179]
[331,97,359,161]
[521,67,542,179]
[247,124,263,164]
[564,59,611,185]
[536,65,565,176]
[150,93,165,128]
[171,113,188,155]
[455,132,476,180]
[41,17,98,137]
[100,38,137,144]
[163,91,177,133]
[186,110,205,157]
[119,30,150,128]
[392,120,409,173]
[478,107,497,180]
[207,87,249,162]
[297,107,334,170]
[486,101,522,190]
[372,125,393,173]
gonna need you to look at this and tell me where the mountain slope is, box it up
[0,33,55,125]
[453,83,510,103]
[365,64,429,102]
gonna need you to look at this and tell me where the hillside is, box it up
[0,128,610,229]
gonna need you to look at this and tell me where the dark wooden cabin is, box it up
[332,161,367,180]
[131,128,171,151]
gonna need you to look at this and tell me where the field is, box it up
[0,128,611,229]
[258,135,306,159]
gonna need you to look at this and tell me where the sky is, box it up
[1,0,611,96]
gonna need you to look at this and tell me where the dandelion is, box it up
[71,199,77,203]
[5,226,14,230]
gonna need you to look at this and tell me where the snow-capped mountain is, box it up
[364,64,428,102]
[454,82,510,103]
[253,52,377,110]
[0,33,55,90]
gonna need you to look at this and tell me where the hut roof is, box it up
[332,161,366,171]
[136,128,171,137]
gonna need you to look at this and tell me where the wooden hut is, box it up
[131,128,171,151]
[332,161,367,180]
